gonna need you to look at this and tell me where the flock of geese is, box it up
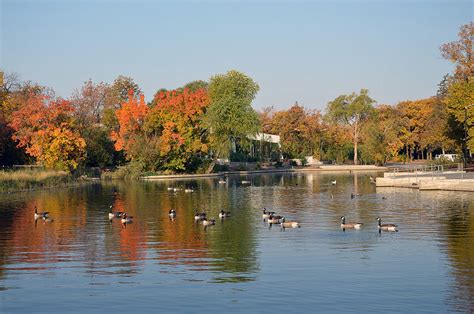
[35,175,398,233]
[164,178,250,194]
[106,205,398,232]
[108,206,133,224]
[340,216,398,232]
[262,208,301,228]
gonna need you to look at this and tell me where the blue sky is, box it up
[1,0,472,110]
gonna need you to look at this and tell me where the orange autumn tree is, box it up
[110,90,149,161]
[397,98,445,160]
[144,88,209,171]
[9,93,86,171]
[269,102,323,160]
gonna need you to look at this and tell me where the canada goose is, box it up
[202,218,216,226]
[267,214,283,224]
[280,217,301,228]
[121,213,133,224]
[108,205,125,219]
[340,216,363,229]
[351,193,361,199]
[331,180,337,185]
[262,208,276,219]
[169,209,176,218]
[376,217,398,232]
[194,211,206,221]
[34,206,49,220]
[219,210,231,218]
[184,188,194,193]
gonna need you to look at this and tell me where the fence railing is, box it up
[387,163,474,180]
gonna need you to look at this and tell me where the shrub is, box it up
[0,169,72,192]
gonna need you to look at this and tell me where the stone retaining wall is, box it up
[419,179,474,192]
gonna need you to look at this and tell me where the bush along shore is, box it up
[0,169,94,193]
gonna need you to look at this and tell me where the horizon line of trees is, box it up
[0,22,472,173]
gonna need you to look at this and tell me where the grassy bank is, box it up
[0,169,77,193]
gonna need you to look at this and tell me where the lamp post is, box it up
[464,104,474,164]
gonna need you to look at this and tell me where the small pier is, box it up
[376,164,474,192]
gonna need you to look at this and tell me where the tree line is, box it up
[0,23,472,173]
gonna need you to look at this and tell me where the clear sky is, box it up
[1,0,472,111]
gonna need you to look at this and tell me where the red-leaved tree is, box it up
[9,93,86,171]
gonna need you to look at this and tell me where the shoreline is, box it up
[141,165,388,180]
[1,165,387,193]
[0,179,96,195]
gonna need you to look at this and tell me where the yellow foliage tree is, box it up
[9,94,86,171]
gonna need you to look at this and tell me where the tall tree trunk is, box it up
[206,160,216,174]
[354,141,358,165]
[353,123,359,165]
[207,151,219,174]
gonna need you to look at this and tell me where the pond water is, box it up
[0,172,473,313]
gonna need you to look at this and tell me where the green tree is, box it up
[102,75,141,130]
[444,78,474,151]
[184,80,208,92]
[439,23,474,155]
[326,89,375,165]
[107,75,141,106]
[205,70,260,159]
[83,127,121,168]
[360,105,405,165]
[419,100,455,158]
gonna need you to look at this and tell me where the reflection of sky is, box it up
[0,174,473,312]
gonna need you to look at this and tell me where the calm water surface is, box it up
[0,172,473,313]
